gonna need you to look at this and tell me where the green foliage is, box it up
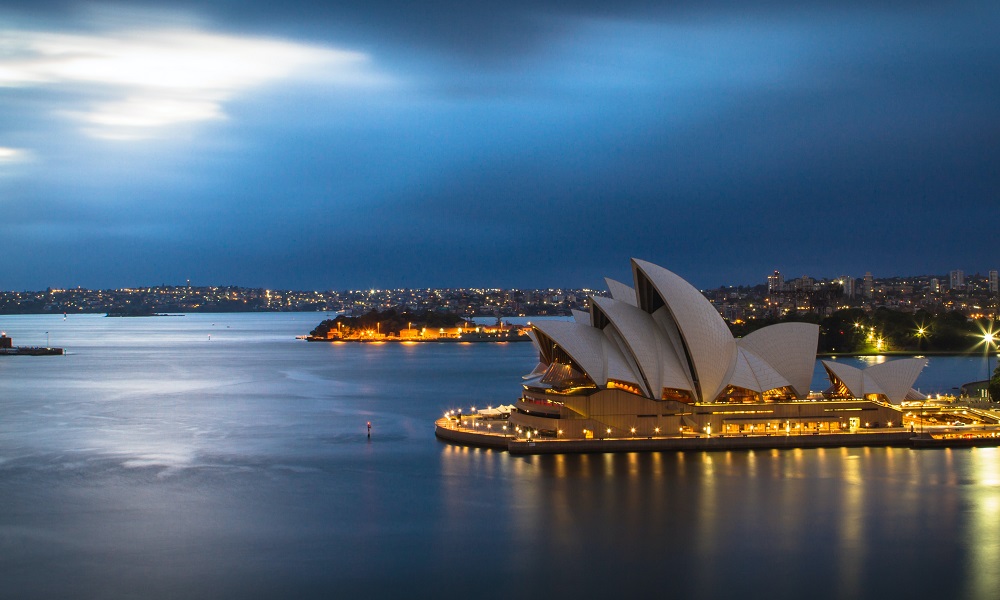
[989,364,1000,402]
[732,308,990,354]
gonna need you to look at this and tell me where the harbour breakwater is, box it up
[0,333,63,355]
[0,346,63,356]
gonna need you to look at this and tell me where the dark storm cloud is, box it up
[0,0,998,289]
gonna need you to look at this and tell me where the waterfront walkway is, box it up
[434,418,1000,454]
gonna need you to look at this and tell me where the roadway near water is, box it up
[0,313,997,599]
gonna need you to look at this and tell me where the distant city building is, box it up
[990,270,998,294]
[950,269,965,291]
[930,278,940,293]
[863,272,874,299]
[767,270,784,294]
[790,276,812,292]
[840,276,855,298]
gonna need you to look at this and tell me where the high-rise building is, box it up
[767,270,784,294]
[990,270,998,294]
[950,270,965,291]
[863,272,874,299]
[930,278,940,293]
[840,276,855,298]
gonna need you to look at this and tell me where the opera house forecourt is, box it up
[436,259,955,454]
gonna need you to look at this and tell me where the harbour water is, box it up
[1,313,998,599]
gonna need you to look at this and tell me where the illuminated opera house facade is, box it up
[510,259,924,439]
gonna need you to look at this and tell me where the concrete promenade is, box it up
[434,419,1000,454]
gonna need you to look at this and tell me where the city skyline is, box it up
[2,265,998,293]
[2,1,999,291]
[3,267,997,321]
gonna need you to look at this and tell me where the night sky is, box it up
[1,1,998,291]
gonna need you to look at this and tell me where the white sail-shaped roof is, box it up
[632,259,737,402]
[605,278,637,306]
[866,358,928,403]
[522,362,547,380]
[823,361,864,395]
[728,347,792,393]
[531,320,640,388]
[525,328,542,356]
[737,323,819,398]
[822,358,926,403]
[591,296,693,397]
[520,260,833,405]
[728,349,762,392]
[822,361,886,398]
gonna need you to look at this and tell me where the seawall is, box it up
[435,419,1000,454]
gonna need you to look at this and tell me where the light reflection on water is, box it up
[0,313,998,599]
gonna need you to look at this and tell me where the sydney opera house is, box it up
[509,259,925,439]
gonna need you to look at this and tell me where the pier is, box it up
[0,333,63,356]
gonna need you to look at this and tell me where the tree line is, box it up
[730,308,996,354]
[309,309,471,337]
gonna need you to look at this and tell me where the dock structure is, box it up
[434,418,1000,454]
[0,333,63,356]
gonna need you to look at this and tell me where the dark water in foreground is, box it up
[0,314,998,599]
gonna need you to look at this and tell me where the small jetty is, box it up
[0,333,64,356]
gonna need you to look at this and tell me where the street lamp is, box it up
[984,331,996,381]
[983,330,997,400]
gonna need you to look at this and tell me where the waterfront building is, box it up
[510,259,923,439]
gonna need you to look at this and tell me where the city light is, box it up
[974,320,999,384]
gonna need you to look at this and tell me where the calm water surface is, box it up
[0,314,998,599]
